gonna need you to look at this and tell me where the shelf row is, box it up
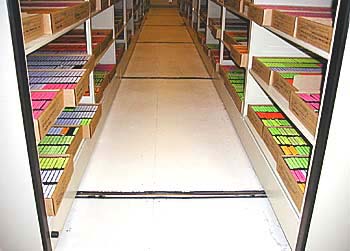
[188,3,323,144]
[201,0,334,59]
[28,28,116,142]
[21,0,116,55]
[189,16,320,213]
[29,28,126,216]
[39,103,102,216]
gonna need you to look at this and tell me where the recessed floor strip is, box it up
[137,41,193,44]
[122,76,213,80]
[143,24,185,26]
[76,190,267,199]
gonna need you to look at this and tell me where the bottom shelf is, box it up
[213,75,300,248]
[48,30,140,248]
[49,75,121,248]
[186,20,300,249]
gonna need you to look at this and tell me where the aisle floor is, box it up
[56,7,290,251]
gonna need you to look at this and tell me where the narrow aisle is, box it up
[79,7,261,192]
[56,7,290,251]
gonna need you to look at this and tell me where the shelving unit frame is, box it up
[185,0,347,249]
[0,0,147,249]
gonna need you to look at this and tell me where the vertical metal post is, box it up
[219,6,225,65]
[123,0,128,49]
[131,0,135,35]
[197,0,201,31]
[85,18,95,104]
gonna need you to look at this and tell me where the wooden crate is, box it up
[30,69,90,106]
[271,10,297,36]
[289,92,319,135]
[224,80,243,112]
[248,4,272,26]
[242,0,251,16]
[39,126,83,157]
[21,2,89,33]
[251,57,276,85]
[96,0,110,10]
[225,0,243,13]
[33,90,64,143]
[21,13,47,43]
[53,104,102,138]
[262,126,284,161]
[44,156,74,216]
[296,17,333,53]
[277,157,304,211]
[247,105,265,137]
[28,53,96,74]
[272,73,299,100]
[223,31,248,45]
[229,45,248,68]
[272,73,321,101]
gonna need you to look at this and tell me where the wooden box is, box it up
[53,104,102,138]
[31,69,90,106]
[89,0,97,12]
[262,126,284,161]
[44,156,74,216]
[66,70,90,106]
[21,2,90,33]
[248,4,272,26]
[251,57,276,84]
[83,104,102,138]
[28,0,96,12]
[289,92,319,135]
[271,10,297,36]
[225,82,243,112]
[29,53,96,74]
[296,17,333,53]
[39,126,83,157]
[242,0,251,16]
[222,70,243,111]
[96,0,109,10]
[223,31,247,45]
[210,25,221,39]
[272,73,322,101]
[247,105,265,137]
[277,157,304,211]
[21,13,47,43]
[229,45,248,68]
[225,0,244,13]
[33,90,64,143]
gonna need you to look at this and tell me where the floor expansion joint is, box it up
[76,190,267,199]
[122,76,213,79]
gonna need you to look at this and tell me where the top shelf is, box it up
[24,6,114,55]
[25,18,87,55]
[207,0,331,60]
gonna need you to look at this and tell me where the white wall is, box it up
[306,20,350,251]
[0,2,43,251]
